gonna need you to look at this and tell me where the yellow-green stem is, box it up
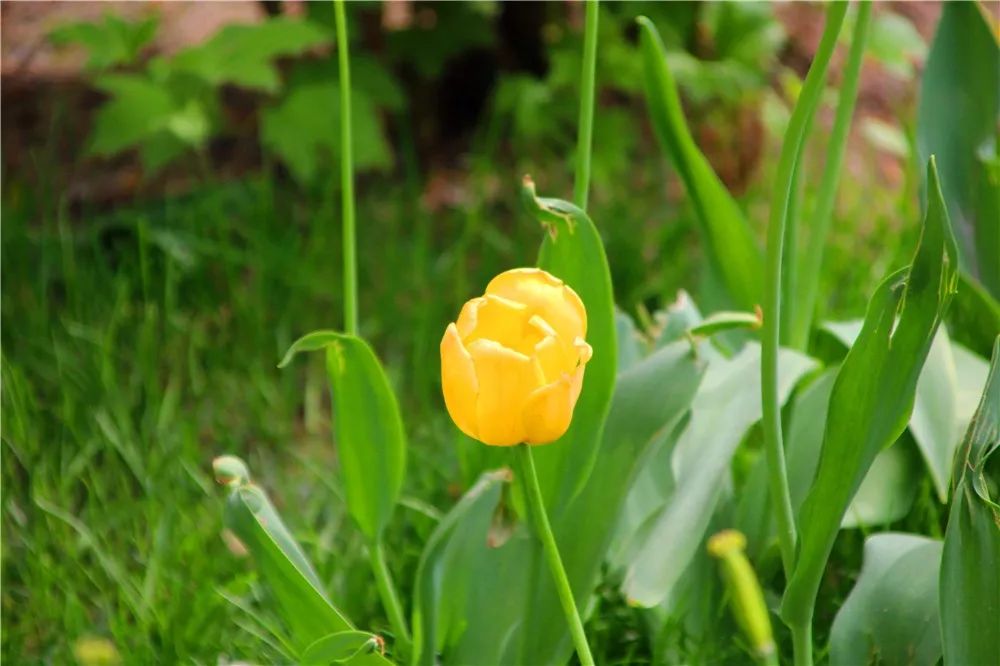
[516,444,594,666]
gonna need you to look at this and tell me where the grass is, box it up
[2,90,918,662]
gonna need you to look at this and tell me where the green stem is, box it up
[573,0,599,210]
[334,0,358,336]
[761,0,847,580]
[516,444,594,666]
[791,0,873,350]
[791,621,813,666]
[369,540,412,658]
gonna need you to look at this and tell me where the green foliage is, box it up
[280,332,406,543]
[49,12,158,70]
[638,17,764,311]
[782,159,959,628]
[622,342,816,607]
[918,2,1000,297]
[940,337,1000,666]
[216,457,390,664]
[829,534,942,666]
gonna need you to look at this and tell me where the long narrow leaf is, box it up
[781,158,959,627]
[940,336,1000,665]
[637,17,763,311]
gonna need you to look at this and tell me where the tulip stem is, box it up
[573,0,599,211]
[368,539,412,659]
[334,0,358,336]
[516,444,594,666]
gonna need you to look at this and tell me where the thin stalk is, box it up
[791,1,873,350]
[762,0,847,578]
[335,1,410,653]
[334,0,358,335]
[761,5,846,666]
[369,540,412,658]
[516,444,594,666]
[573,0,599,210]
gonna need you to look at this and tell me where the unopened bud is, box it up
[708,529,775,661]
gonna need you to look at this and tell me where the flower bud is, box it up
[440,268,592,446]
[708,529,776,661]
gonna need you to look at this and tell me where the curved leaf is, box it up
[782,158,959,627]
[520,178,617,510]
[637,17,763,311]
[281,331,406,542]
[411,469,508,666]
[302,631,384,664]
[830,534,942,666]
[623,342,816,607]
[217,458,389,664]
[940,336,1000,666]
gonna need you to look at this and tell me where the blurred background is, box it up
[0,1,954,663]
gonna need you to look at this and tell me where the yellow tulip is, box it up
[441,268,593,446]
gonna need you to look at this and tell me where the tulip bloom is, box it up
[441,268,593,446]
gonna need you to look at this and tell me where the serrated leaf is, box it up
[89,74,176,156]
[49,13,158,71]
[172,17,330,93]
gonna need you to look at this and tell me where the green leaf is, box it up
[940,336,1000,666]
[411,469,508,665]
[216,458,387,663]
[622,342,816,607]
[949,272,1000,357]
[917,2,1000,295]
[840,440,921,529]
[686,310,761,338]
[171,17,330,93]
[89,74,176,156]
[615,310,646,374]
[781,158,959,627]
[280,331,406,542]
[261,80,392,183]
[519,179,617,510]
[438,340,705,665]
[830,534,942,666]
[49,13,158,70]
[637,17,763,311]
[301,631,384,664]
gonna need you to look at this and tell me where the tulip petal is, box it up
[486,268,587,343]
[522,375,575,445]
[467,339,536,446]
[458,294,546,356]
[441,323,479,440]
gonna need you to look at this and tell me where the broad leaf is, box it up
[917,2,999,295]
[280,332,406,542]
[301,631,384,664]
[411,469,507,666]
[215,457,389,664]
[637,17,763,311]
[49,13,158,71]
[830,534,942,666]
[782,159,959,627]
[623,342,815,607]
[520,180,617,511]
[940,336,1000,666]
